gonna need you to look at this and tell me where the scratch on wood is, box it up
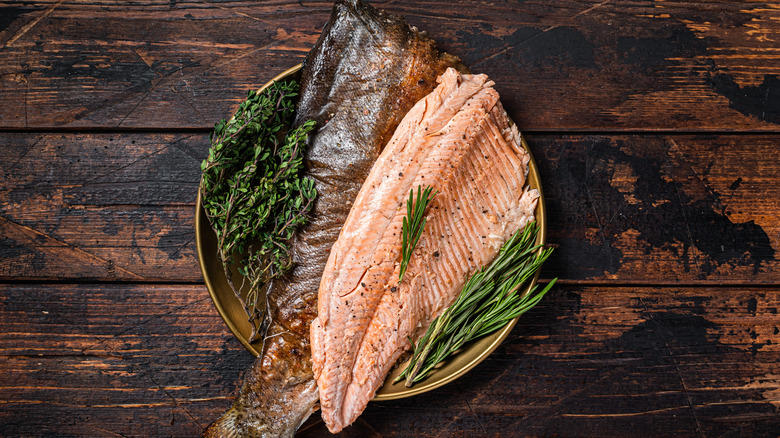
[543,0,614,38]
[198,0,274,26]
[353,418,383,437]
[2,352,123,360]
[606,202,625,226]
[667,138,727,214]
[564,0,613,23]
[638,298,704,438]
[193,37,291,79]
[586,184,613,269]
[664,140,703,275]
[470,31,544,67]
[0,400,173,408]
[459,383,487,435]
[584,144,614,271]
[432,368,530,437]
[4,0,67,48]
[387,9,489,24]
[562,405,690,417]
[82,137,185,184]
[161,235,196,266]
[170,85,207,125]
[183,396,234,402]
[166,133,201,161]
[562,400,776,417]
[116,88,155,127]
[512,367,628,435]
[432,346,628,437]
[472,0,612,67]
[73,38,288,125]
[0,385,189,392]
[92,296,210,345]
[763,85,770,121]
[24,82,29,127]
[133,48,156,71]
[86,425,129,438]
[10,135,43,168]
[154,28,299,87]
[150,375,204,430]
[0,214,144,280]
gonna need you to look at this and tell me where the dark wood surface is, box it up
[1,0,778,436]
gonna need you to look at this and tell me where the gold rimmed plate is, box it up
[196,64,547,401]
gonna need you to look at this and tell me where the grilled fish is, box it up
[311,68,538,433]
[203,0,461,436]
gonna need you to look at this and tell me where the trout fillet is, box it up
[311,68,539,433]
[203,0,461,436]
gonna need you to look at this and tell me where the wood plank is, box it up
[537,134,780,282]
[0,132,204,281]
[1,133,778,283]
[0,0,778,130]
[0,283,254,437]
[0,283,777,436]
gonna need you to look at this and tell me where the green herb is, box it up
[200,80,316,343]
[400,185,437,282]
[395,221,556,386]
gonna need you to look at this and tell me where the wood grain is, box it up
[536,134,780,283]
[0,0,778,130]
[1,2,777,435]
[0,283,253,437]
[1,133,777,283]
[0,132,205,281]
[1,283,777,436]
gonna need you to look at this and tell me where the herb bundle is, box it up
[200,80,316,343]
[396,221,555,386]
[400,185,437,282]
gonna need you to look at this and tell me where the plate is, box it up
[196,64,547,400]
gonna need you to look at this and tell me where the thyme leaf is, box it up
[200,80,316,343]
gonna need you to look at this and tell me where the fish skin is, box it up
[312,68,538,433]
[203,0,461,436]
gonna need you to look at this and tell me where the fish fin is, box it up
[202,407,241,438]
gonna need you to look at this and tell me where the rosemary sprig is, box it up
[395,221,556,386]
[200,80,316,343]
[400,185,437,282]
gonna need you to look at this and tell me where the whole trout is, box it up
[203,0,462,436]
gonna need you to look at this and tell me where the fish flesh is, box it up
[313,68,538,433]
[311,67,539,433]
[203,0,461,436]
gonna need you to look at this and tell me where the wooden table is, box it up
[1,0,778,436]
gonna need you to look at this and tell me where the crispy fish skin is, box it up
[203,0,461,436]
[295,0,464,157]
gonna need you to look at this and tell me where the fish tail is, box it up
[202,406,242,438]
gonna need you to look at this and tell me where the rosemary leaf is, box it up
[395,221,556,386]
[400,185,437,282]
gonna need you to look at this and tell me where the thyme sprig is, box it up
[396,221,556,386]
[400,185,437,282]
[200,80,316,343]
